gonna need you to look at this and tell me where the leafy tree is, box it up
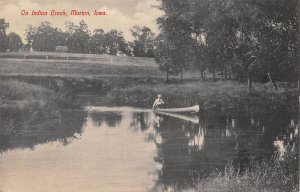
[90,29,106,54]
[65,20,90,53]
[104,29,129,55]
[254,0,298,82]
[130,26,156,57]
[188,0,210,80]
[90,29,129,55]
[157,0,195,82]
[26,22,67,52]
[154,34,180,82]
[0,18,9,52]
[156,0,298,86]
[25,24,35,48]
[7,32,23,51]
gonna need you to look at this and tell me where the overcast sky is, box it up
[0,0,163,41]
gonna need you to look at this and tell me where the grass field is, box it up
[0,58,161,77]
[0,51,157,66]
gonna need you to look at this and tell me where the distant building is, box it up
[55,46,68,53]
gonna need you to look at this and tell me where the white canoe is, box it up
[155,111,199,124]
[155,105,200,113]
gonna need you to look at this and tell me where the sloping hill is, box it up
[0,52,157,67]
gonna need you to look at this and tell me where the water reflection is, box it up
[273,119,299,160]
[131,112,151,131]
[89,111,122,127]
[0,110,87,153]
[0,107,297,192]
[151,111,298,190]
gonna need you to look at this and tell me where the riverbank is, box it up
[0,80,71,134]
[182,152,299,192]
[1,75,297,117]
[0,58,297,116]
[103,80,298,115]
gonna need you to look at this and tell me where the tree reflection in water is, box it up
[0,106,297,192]
[273,119,299,160]
[89,109,298,191]
[89,111,122,128]
[150,111,298,190]
[0,110,87,153]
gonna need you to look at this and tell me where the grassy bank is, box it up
[0,80,71,134]
[0,57,298,118]
[1,58,297,116]
[0,51,156,67]
[104,80,298,115]
[182,152,299,192]
[0,58,160,77]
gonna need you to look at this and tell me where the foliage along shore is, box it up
[103,79,298,115]
[181,152,299,192]
[0,80,73,135]
[0,76,297,117]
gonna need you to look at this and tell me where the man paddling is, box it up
[152,94,164,110]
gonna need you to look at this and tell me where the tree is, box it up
[189,0,210,80]
[0,18,9,52]
[66,20,90,53]
[254,0,298,82]
[156,0,298,86]
[157,0,195,82]
[104,29,129,55]
[130,26,156,57]
[154,34,180,82]
[90,29,129,55]
[90,29,106,54]
[26,22,67,52]
[25,24,35,49]
[7,32,23,51]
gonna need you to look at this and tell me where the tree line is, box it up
[0,0,298,87]
[0,18,156,58]
[154,0,299,86]
[0,18,23,52]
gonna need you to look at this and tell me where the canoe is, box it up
[155,111,200,124]
[155,105,199,114]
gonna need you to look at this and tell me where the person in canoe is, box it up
[152,94,165,110]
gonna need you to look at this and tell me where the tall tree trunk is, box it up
[228,70,232,80]
[268,72,278,92]
[200,68,204,81]
[166,68,169,83]
[224,67,228,80]
[297,0,300,122]
[247,75,252,89]
[213,69,216,82]
[221,70,224,80]
[180,69,183,83]
[297,0,300,126]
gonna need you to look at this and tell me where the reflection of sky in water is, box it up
[0,110,161,192]
[273,119,299,160]
[188,127,205,151]
[0,107,298,192]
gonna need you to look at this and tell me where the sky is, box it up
[0,0,163,42]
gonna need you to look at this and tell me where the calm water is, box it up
[0,104,298,191]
